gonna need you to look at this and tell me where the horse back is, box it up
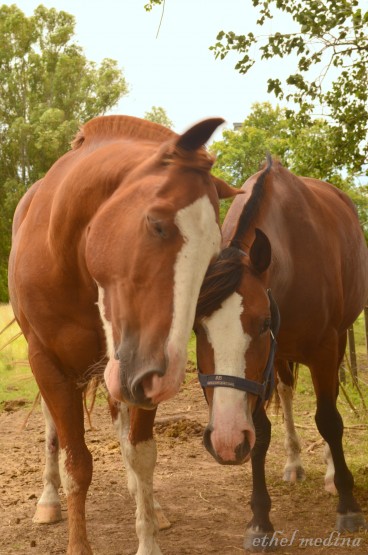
[223,162,368,345]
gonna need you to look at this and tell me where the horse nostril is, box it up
[203,425,217,459]
[114,351,119,361]
[131,369,165,402]
[235,434,251,462]
[131,376,146,402]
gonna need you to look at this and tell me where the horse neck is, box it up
[47,142,154,265]
[223,166,291,292]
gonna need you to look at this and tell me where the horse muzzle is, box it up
[203,421,255,465]
[104,357,164,408]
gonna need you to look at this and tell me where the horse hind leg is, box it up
[33,396,62,524]
[311,335,366,532]
[109,398,165,555]
[276,361,305,483]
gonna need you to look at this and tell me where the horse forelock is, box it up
[71,115,176,150]
[196,247,245,321]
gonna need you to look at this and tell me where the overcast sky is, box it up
[5,0,295,136]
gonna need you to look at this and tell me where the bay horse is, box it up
[195,157,368,550]
[8,115,239,555]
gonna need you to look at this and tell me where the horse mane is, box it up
[71,115,214,173]
[196,247,245,320]
[196,155,274,321]
[71,115,176,150]
[230,153,273,249]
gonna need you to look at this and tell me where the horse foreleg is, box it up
[244,406,274,552]
[276,360,305,483]
[110,400,163,555]
[30,341,93,555]
[33,396,62,524]
[109,398,170,531]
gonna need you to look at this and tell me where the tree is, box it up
[144,106,174,128]
[145,0,368,175]
[0,4,129,301]
[211,103,290,186]
[210,103,367,232]
[210,0,368,176]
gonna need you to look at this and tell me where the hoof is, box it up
[336,512,367,532]
[33,503,62,524]
[155,507,171,530]
[283,465,305,483]
[244,529,277,552]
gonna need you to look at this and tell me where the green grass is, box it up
[270,363,368,491]
[0,304,38,407]
[349,311,367,361]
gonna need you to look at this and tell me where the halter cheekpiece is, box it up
[198,288,280,409]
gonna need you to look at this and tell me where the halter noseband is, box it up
[198,288,280,410]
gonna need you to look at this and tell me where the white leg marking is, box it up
[277,379,305,482]
[113,404,162,555]
[202,292,255,460]
[324,443,337,494]
[33,398,62,523]
[59,447,80,496]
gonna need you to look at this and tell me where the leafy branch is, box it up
[210,0,368,174]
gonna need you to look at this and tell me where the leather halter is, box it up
[198,288,280,410]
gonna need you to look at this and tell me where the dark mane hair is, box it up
[230,153,272,249]
[196,155,273,320]
[196,247,245,320]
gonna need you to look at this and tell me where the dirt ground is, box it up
[0,379,367,555]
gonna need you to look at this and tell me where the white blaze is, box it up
[146,195,221,403]
[169,195,221,349]
[202,292,255,460]
[203,292,250,403]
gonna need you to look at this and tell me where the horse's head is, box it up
[195,228,279,464]
[85,118,239,409]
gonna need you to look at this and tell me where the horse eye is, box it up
[260,318,271,334]
[146,215,168,238]
[153,221,166,237]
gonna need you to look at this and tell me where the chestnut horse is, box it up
[8,115,239,555]
[195,157,368,550]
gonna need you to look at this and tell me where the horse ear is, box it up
[212,176,244,200]
[249,228,271,274]
[176,118,225,151]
